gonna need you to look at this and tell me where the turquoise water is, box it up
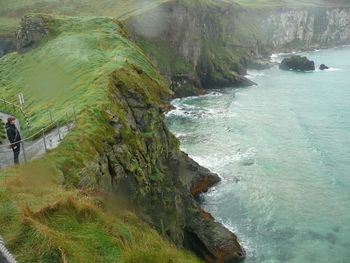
[166,47,350,263]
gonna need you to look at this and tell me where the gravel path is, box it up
[0,112,72,169]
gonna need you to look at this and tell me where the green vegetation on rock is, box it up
[0,14,166,136]
[0,0,170,37]
[0,14,201,263]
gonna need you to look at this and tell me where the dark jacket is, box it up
[5,123,21,144]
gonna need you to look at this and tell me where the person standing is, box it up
[5,116,21,165]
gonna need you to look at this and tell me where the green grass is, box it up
[0,14,165,137]
[0,0,170,37]
[1,0,350,37]
[0,14,200,262]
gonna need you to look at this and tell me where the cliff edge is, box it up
[0,15,244,262]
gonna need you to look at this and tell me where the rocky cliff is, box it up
[125,1,350,96]
[0,15,245,262]
[97,70,246,262]
[257,7,350,51]
[126,0,256,97]
[2,2,350,97]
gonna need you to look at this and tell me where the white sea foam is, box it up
[315,67,342,73]
[180,91,223,102]
[221,220,254,258]
[270,53,283,63]
[325,67,342,71]
[235,92,248,96]
[233,101,243,107]
[246,71,265,79]
[166,105,225,120]
[191,154,239,172]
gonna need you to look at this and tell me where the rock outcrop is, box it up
[279,55,315,71]
[96,70,246,262]
[6,14,246,262]
[170,74,204,98]
[126,0,255,96]
[2,2,350,98]
[125,2,350,96]
[319,64,330,70]
[15,16,49,52]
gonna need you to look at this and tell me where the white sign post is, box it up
[18,93,24,108]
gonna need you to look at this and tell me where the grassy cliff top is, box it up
[1,0,350,37]
[0,0,170,37]
[0,14,199,263]
[0,14,168,136]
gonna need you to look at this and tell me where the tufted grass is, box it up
[0,0,170,37]
[0,14,200,263]
[2,0,350,37]
[0,14,166,137]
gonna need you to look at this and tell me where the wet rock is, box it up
[247,58,273,70]
[100,73,246,262]
[170,74,204,98]
[177,152,221,197]
[279,55,315,71]
[319,64,329,70]
[185,208,246,263]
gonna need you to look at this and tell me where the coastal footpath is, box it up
[1,1,350,262]
[0,14,244,262]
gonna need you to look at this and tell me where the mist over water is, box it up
[166,46,350,263]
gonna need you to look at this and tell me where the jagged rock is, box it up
[319,64,329,70]
[175,152,220,196]
[241,57,273,70]
[247,58,273,70]
[98,73,246,262]
[16,16,49,52]
[185,208,246,263]
[170,74,204,98]
[279,55,315,71]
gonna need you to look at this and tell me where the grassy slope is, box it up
[0,0,170,37]
[0,14,164,136]
[0,15,200,263]
[2,0,350,37]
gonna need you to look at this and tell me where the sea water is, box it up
[166,46,350,263]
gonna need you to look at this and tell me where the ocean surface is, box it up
[166,46,350,263]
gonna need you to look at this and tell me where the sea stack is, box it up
[319,64,329,70]
[279,55,315,71]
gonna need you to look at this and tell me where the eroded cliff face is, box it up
[4,15,246,262]
[261,8,350,51]
[93,69,246,262]
[126,1,350,96]
[127,0,254,97]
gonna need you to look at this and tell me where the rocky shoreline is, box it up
[1,3,350,261]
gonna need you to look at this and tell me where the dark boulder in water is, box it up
[319,64,329,70]
[279,55,315,71]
